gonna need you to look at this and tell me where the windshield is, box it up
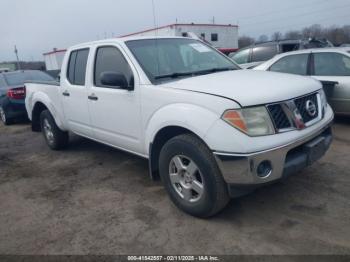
[4,71,54,86]
[126,38,239,83]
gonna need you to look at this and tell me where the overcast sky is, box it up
[1,0,349,61]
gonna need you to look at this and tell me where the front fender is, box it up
[144,103,220,155]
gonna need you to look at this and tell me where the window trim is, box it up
[93,45,134,90]
[66,48,90,86]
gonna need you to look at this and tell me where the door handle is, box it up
[88,94,98,101]
[62,91,70,97]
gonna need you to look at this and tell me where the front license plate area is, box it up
[304,136,327,164]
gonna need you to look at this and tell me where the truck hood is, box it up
[159,70,321,107]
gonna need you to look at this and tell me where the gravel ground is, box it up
[0,117,349,255]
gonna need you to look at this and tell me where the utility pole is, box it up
[14,45,21,70]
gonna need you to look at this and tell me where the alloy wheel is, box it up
[43,118,55,144]
[168,155,204,203]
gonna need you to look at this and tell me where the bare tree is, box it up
[285,30,302,39]
[302,24,323,39]
[257,34,268,43]
[271,31,282,41]
[238,36,255,48]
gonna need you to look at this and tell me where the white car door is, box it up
[86,45,143,154]
[310,52,350,114]
[61,48,93,137]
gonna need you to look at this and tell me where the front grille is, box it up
[267,92,320,132]
[267,104,291,130]
[294,93,319,123]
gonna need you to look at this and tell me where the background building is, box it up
[43,48,66,71]
[121,23,239,54]
[42,23,239,70]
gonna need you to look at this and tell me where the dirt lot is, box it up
[0,118,349,255]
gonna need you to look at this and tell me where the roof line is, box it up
[119,23,238,38]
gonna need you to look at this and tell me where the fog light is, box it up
[257,160,272,178]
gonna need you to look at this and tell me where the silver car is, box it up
[254,47,350,115]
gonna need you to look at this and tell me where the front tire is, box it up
[159,134,230,218]
[40,110,69,150]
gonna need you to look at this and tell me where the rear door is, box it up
[61,48,93,137]
[310,52,350,114]
[86,44,143,154]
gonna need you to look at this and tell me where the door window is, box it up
[313,52,350,76]
[232,48,250,64]
[66,49,89,85]
[251,44,278,62]
[269,54,309,75]
[211,33,218,42]
[94,46,133,88]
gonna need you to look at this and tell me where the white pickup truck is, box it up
[25,36,333,217]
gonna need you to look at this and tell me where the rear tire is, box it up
[0,107,12,125]
[159,134,230,218]
[40,110,69,150]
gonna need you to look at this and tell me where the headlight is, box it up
[319,88,328,110]
[222,106,275,136]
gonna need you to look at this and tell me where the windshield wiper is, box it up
[154,72,195,80]
[154,67,235,80]
[193,67,235,75]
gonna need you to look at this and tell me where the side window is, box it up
[94,46,133,88]
[66,49,89,85]
[251,44,278,62]
[314,52,350,76]
[232,48,250,64]
[211,33,218,42]
[67,51,77,84]
[269,54,309,75]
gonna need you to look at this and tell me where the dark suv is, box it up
[230,39,333,69]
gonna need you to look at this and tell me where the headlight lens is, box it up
[222,106,275,136]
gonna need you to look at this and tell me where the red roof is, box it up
[43,49,67,56]
[120,23,238,38]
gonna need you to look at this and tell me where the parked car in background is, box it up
[254,48,350,115]
[0,70,55,125]
[26,37,333,217]
[0,68,11,73]
[231,38,333,69]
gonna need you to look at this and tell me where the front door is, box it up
[87,45,143,154]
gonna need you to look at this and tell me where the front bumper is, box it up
[214,121,333,190]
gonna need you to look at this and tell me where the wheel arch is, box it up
[148,125,208,180]
[31,101,48,132]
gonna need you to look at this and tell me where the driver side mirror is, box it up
[100,71,133,90]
